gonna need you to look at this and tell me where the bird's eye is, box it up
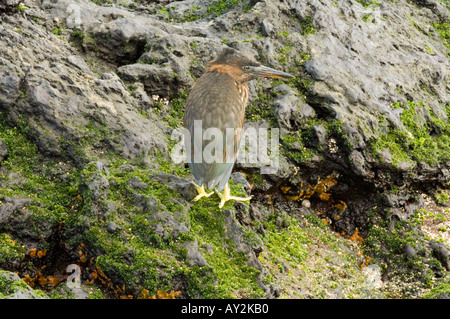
[243,66,251,71]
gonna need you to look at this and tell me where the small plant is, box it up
[300,16,316,35]
[72,29,85,41]
[17,3,26,11]
[52,28,63,36]
[436,192,449,206]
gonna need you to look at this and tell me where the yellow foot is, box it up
[193,184,214,202]
[216,183,253,209]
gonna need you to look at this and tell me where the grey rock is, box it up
[0,137,8,161]
[182,238,208,267]
[66,55,91,74]
[127,176,147,190]
[0,197,32,225]
[405,244,417,258]
[155,171,197,200]
[349,150,371,178]
[148,211,190,239]
[430,241,450,271]
[231,172,252,193]
[106,221,120,233]
[310,124,327,147]
[273,84,315,129]
[260,19,274,37]
[0,271,48,299]
[0,0,19,12]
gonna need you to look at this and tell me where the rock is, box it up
[0,0,19,13]
[310,124,327,147]
[349,150,371,178]
[0,137,8,161]
[301,199,311,208]
[405,244,417,258]
[155,171,197,200]
[231,172,252,193]
[0,271,48,299]
[106,221,120,233]
[430,241,450,271]
[0,197,32,225]
[273,84,315,129]
[260,19,274,37]
[148,211,190,240]
[126,176,147,190]
[182,238,208,267]
[66,55,91,74]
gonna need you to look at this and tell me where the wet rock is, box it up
[182,238,208,267]
[430,241,450,271]
[405,244,417,258]
[0,137,8,161]
[310,124,327,148]
[260,19,274,37]
[231,172,252,193]
[127,176,147,190]
[148,211,190,240]
[0,197,32,225]
[106,221,120,233]
[273,84,315,130]
[0,271,49,299]
[155,171,197,200]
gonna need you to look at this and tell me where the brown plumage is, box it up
[183,47,294,208]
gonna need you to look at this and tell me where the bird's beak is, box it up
[251,65,295,79]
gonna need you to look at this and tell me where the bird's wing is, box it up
[183,73,245,191]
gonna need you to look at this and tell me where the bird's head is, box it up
[206,47,294,83]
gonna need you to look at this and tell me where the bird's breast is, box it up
[184,72,247,131]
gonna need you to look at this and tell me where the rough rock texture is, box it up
[0,0,449,299]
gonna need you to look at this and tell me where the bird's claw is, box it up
[193,185,214,202]
[215,183,253,209]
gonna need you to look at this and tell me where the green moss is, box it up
[363,208,448,296]
[52,28,63,36]
[71,29,85,42]
[281,131,316,164]
[299,16,316,35]
[354,0,381,8]
[179,7,202,22]
[424,282,450,299]
[0,234,25,264]
[436,192,449,205]
[431,21,449,57]
[263,215,310,268]
[362,14,375,23]
[189,199,264,298]
[0,270,47,299]
[0,113,82,229]
[206,0,241,17]
[369,101,450,166]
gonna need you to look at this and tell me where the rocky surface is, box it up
[0,0,449,299]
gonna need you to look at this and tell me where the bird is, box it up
[183,47,294,209]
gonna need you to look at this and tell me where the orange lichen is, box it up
[29,248,37,258]
[22,274,35,287]
[138,288,181,299]
[350,228,364,243]
[280,186,291,194]
[333,201,347,212]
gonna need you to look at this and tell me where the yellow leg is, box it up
[216,183,253,209]
[193,184,214,202]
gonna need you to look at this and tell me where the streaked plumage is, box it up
[183,47,294,208]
